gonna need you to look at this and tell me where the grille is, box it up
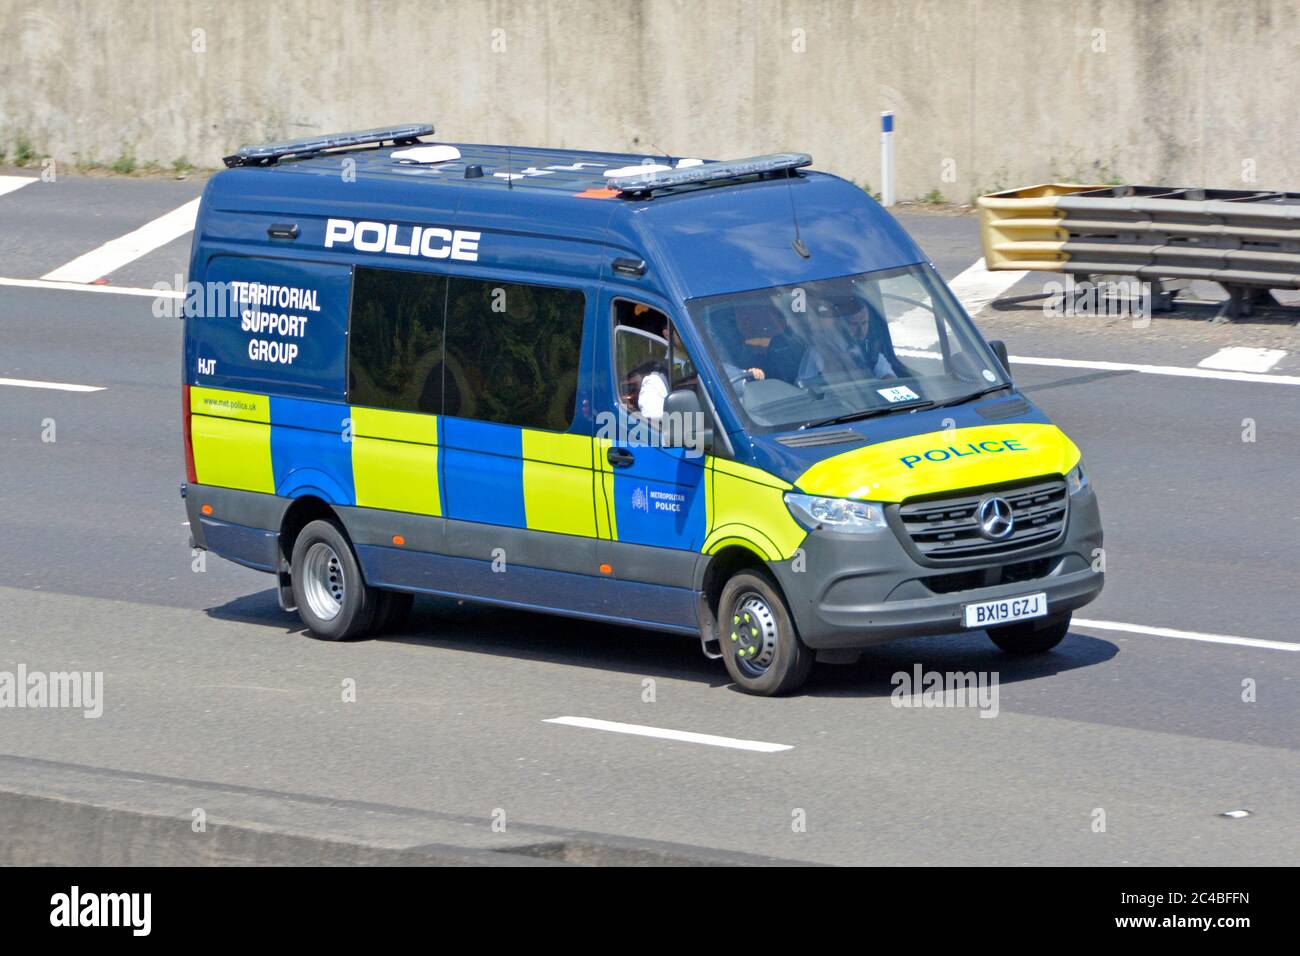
[776,429,864,448]
[975,398,1030,420]
[895,477,1068,562]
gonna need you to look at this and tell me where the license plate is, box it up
[963,592,1048,628]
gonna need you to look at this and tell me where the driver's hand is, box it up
[747,368,766,381]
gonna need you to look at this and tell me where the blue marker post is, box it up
[881,110,896,207]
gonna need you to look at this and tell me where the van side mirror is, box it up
[989,339,1011,376]
[662,387,712,454]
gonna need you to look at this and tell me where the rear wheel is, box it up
[718,570,813,696]
[987,612,1071,654]
[290,519,376,641]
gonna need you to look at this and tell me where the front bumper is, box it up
[770,486,1105,649]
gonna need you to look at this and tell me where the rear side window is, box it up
[349,267,448,413]
[443,277,585,431]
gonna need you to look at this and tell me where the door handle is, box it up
[607,447,635,468]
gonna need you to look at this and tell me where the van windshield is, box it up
[687,263,1010,433]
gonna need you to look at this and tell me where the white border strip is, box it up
[544,716,793,752]
[41,198,200,283]
[0,175,38,198]
[1008,353,1300,386]
[1073,618,1300,652]
[948,257,1029,316]
[0,377,105,393]
[0,276,181,299]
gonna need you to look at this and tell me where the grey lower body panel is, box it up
[770,487,1105,649]
[183,484,700,633]
[185,484,290,560]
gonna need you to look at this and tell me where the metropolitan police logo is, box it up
[977,496,1014,540]
[631,486,650,514]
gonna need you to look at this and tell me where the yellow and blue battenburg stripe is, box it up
[189,386,1077,565]
[189,385,808,562]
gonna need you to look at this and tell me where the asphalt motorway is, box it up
[0,173,1297,865]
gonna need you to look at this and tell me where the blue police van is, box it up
[183,125,1103,695]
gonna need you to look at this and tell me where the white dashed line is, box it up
[41,198,200,283]
[1197,347,1287,373]
[1073,618,1300,652]
[0,377,105,393]
[544,716,793,752]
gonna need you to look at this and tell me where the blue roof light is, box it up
[224,124,435,168]
[607,153,812,194]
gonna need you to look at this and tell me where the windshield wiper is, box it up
[800,399,936,430]
[931,383,1014,409]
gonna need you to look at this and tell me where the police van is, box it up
[183,125,1103,695]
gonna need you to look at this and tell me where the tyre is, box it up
[987,612,1071,655]
[718,569,814,696]
[290,519,376,641]
[372,589,414,634]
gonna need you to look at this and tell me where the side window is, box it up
[443,277,585,431]
[349,267,448,413]
[613,300,701,423]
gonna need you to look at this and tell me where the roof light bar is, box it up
[223,124,435,168]
[607,153,812,194]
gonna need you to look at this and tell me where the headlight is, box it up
[785,492,888,532]
[1066,461,1088,495]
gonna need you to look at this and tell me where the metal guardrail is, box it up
[977,183,1300,319]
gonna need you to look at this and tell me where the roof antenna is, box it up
[505,145,513,190]
[648,140,673,163]
[787,169,810,258]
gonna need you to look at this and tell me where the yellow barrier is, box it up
[976,184,1104,271]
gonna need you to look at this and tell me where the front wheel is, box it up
[290,519,376,641]
[987,612,1071,654]
[718,570,813,696]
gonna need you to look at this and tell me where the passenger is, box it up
[794,296,909,383]
[636,354,670,420]
[621,304,670,421]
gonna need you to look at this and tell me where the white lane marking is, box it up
[899,345,1300,386]
[1008,353,1300,386]
[0,377,104,392]
[0,175,38,198]
[948,257,1029,316]
[1073,618,1300,652]
[1197,347,1287,373]
[0,276,182,298]
[41,198,200,283]
[544,716,793,752]
[945,259,1300,385]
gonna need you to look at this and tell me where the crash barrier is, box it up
[977,183,1300,319]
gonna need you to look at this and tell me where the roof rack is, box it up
[222,124,435,168]
[607,152,812,195]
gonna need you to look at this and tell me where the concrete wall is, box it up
[2,0,1297,199]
